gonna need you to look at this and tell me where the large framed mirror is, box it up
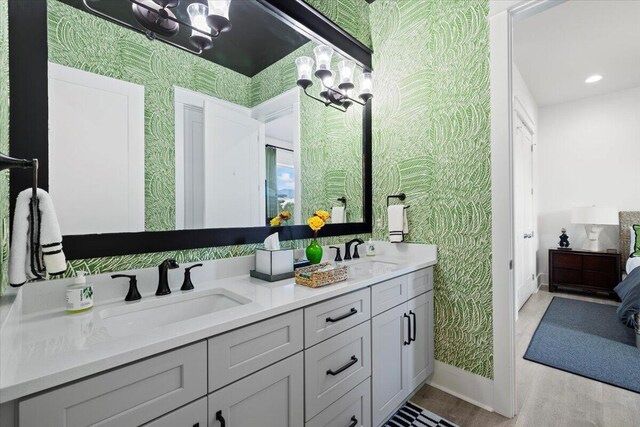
[8,0,372,259]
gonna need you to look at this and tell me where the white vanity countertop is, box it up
[0,242,436,403]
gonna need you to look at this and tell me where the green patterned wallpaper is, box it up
[305,0,372,49]
[369,0,493,378]
[0,0,9,295]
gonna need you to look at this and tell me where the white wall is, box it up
[537,86,640,283]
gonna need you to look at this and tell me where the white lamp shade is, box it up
[337,60,356,84]
[187,3,210,37]
[314,45,334,71]
[207,0,231,19]
[295,56,314,81]
[571,206,618,225]
[358,72,372,94]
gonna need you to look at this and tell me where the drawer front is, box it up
[553,253,582,270]
[143,397,207,427]
[19,342,207,427]
[552,268,582,284]
[408,267,433,299]
[208,353,304,427]
[582,271,618,289]
[583,255,617,272]
[304,321,371,421]
[304,288,371,348]
[306,378,371,427]
[371,275,409,316]
[209,309,303,392]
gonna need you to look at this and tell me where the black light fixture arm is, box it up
[0,152,36,172]
[302,87,347,113]
[321,79,368,107]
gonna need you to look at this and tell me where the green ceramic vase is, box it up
[306,239,323,264]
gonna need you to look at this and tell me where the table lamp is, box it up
[571,206,618,252]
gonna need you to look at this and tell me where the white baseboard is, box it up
[426,361,495,412]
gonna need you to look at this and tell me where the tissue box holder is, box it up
[295,262,348,288]
[250,248,294,282]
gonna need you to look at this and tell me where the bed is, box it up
[618,211,640,348]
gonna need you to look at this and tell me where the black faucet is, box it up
[329,246,342,262]
[344,238,364,260]
[157,259,179,296]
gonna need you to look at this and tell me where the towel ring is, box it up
[337,196,347,210]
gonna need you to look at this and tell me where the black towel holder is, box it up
[387,193,410,209]
[0,151,38,204]
[337,196,347,210]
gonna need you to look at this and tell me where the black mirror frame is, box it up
[8,0,373,260]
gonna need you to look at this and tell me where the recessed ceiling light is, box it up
[585,75,603,83]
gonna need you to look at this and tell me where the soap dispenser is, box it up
[66,271,94,314]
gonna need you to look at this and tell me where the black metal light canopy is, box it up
[295,44,373,112]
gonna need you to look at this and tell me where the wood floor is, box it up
[411,288,640,426]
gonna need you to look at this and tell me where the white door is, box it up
[208,353,303,427]
[48,63,145,235]
[514,115,537,311]
[407,292,434,391]
[372,303,409,427]
[203,100,265,228]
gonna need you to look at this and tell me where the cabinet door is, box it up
[407,292,434,391]
[305,378,371,427]
[208,352,303,427]
[143,397,206,427]
[372,303,409,427]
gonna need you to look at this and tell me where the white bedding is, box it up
[627,256,640,275]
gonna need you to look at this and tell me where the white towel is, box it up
[331,206,346,224]
[388,205,408,243]
[9,188,67,286]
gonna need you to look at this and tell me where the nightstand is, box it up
[548,249,621,299]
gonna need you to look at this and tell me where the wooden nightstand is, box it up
[548,249,621,299]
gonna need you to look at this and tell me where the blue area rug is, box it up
[524,297,640,393]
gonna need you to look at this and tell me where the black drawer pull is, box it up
[193,424,199,427]
[403,313,411,345]
[348,415,358,427]
[326,307,357,323]
[216,410,226,427]
[410,310,416,343]
[327,355,358,376]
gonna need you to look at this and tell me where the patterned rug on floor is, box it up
[384,401,459,427]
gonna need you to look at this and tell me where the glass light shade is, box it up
[338,60,356,84]
[295,56,314,81]
[322,73,335,88]
[314,45,334,71]
[359,72,372,95]
[207,0,231,19]
[187,3,210,37]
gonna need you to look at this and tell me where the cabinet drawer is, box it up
[143,397,206,427]
[304,321,371,421]
[19,342,207,427]
[583,255,617,272]
[208,309,303,392]
[306,378,371,427]
[408,267,433,299]
[304,288,370,348]
[208,353,304,427]
[582,271,618,289]
[553,253,582,270]
[371,275,408,316]
[552,268,582,284]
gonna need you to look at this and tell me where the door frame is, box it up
[489,0,565,417]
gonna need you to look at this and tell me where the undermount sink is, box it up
[99,288,251,337]
[346,260,398,276]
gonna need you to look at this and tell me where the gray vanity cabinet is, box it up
[208,352,304,427]
[371,268,434,427]
[142,397,207,427]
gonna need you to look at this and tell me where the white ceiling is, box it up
[513,0,640,107]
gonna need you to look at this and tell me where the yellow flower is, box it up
[279,211,292,220]
[270,216,282,226]
[307,216,325,232]
[315,210,331,221]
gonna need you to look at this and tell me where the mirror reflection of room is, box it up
[46,0,364,235]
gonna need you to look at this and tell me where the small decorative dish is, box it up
[295,262,348,288]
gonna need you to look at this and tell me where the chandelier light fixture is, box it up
[82,0,233,54]
[295,45,373,112]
